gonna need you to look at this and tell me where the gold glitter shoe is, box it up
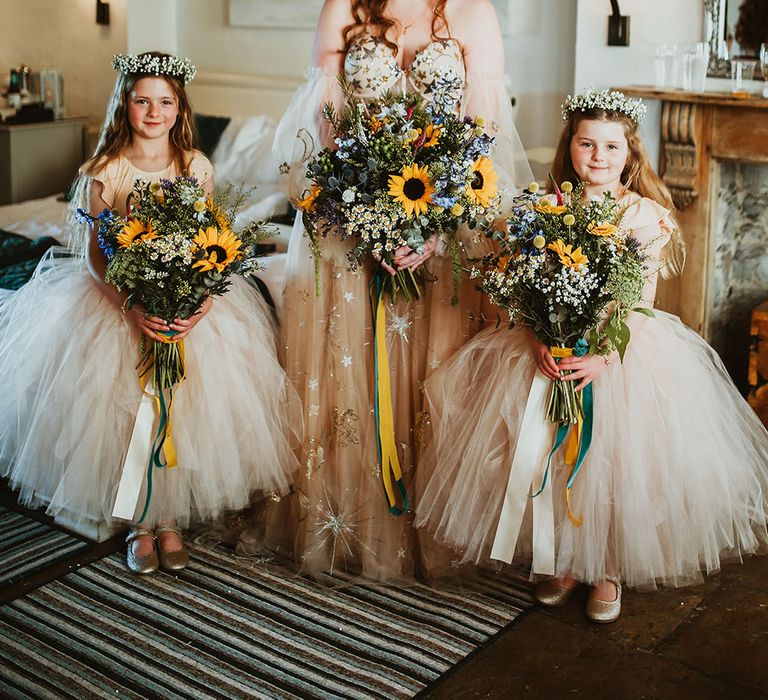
[586,579,622,624]
[125,527,159,575]
[155,525,189,571]
[534,578,579,607]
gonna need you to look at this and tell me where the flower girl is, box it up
[0,52,300,574]
[415,89,768,621]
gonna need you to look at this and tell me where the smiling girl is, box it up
[0,52,300,575]
[415,89,768,622]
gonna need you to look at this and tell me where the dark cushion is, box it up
[194,113,231,158]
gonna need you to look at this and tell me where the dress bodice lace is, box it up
[343,33,465,101]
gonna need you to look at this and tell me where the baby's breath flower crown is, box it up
[562,89,646,125]
[111,53,197,85]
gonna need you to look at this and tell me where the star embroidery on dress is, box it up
[344,291,355,303]
[308,378,319,391]
[308,404,320,417]
[430,358,441,369]
[397,548,406,559]
[298,319,306,328]
[341,355,353,368]
[388,311,412,341]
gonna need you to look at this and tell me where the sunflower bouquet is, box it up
[79,176,272,389]
[296,76,500,300]
[479,180,652,425]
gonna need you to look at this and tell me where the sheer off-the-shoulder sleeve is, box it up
[272,67,347,201]
[461,75,533,206]
[616,195,675,340]
[187,151,214,190]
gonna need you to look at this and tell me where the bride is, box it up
[260,0,532,580]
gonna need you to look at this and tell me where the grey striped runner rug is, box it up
[0,505,88,587]
[0,545,532,699]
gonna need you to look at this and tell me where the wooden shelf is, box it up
[615,86,768,109]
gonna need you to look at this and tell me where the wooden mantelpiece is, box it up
[616,87,768,339]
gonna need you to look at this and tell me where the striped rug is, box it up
[0,545,532,699]
[0,505,88,587]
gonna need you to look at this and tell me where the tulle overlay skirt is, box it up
[258,218,491,580]
[0,249,301,528]
[415,313,768,589]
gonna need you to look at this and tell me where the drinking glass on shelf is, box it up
[731,59,756,97]
[682,42,710,92]
[654,43,679,89]
[760,44,768,98]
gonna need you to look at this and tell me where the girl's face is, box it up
[127,77,179,141]
[569,119,629,196]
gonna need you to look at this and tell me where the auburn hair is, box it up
[551,108,684,276]
[83,51,198,178]
[342,0,451,54]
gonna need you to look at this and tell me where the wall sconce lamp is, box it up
[96,0,110,26]
[608,0,630,46]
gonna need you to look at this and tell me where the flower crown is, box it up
[111,53,197,85]
[561,89,646,125]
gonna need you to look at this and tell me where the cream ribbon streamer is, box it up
[490,370,557,575]
[111,379,156,520]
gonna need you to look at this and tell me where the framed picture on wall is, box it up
[229,0,323,29]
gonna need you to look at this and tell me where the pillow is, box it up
[211,115,289,221]
[194,114,231,158]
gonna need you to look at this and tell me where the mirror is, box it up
[706,0,768,77]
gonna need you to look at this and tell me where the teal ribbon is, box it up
[136,386,172,524]
[369,270,409,516]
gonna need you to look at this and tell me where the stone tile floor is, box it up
[421,556,768,699]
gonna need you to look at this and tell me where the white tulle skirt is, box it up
[0,248,301,529]
[415,312,768,589]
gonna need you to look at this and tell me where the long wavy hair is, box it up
[551,109,685,277]
[342,0,450,53]
[83,51,197,177]
[68,51,199,254]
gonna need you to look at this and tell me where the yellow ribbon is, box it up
[370,283,407,513]
[138,336,186,469]
[550,345,584,527]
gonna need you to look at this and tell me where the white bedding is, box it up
[0,194,68,243]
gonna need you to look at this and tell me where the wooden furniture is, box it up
[749,301,768,428]
[619,88,768,337]
[0,118,86,205]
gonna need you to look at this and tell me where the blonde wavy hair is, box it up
[551,109,685,277]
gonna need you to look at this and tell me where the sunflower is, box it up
[117,219,157,248]
[192,227,243,273]
[466,157,498,208]
[388,163,434,218]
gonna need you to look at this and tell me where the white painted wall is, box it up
[573,0,704,91]
[125,0,576,153]
[0,0,127,126]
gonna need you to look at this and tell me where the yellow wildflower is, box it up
[589,222,618,237]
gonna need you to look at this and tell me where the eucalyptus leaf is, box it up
[633,306,655,318]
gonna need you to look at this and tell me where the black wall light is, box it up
[608,0,630,46]
[96,0,110,25]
